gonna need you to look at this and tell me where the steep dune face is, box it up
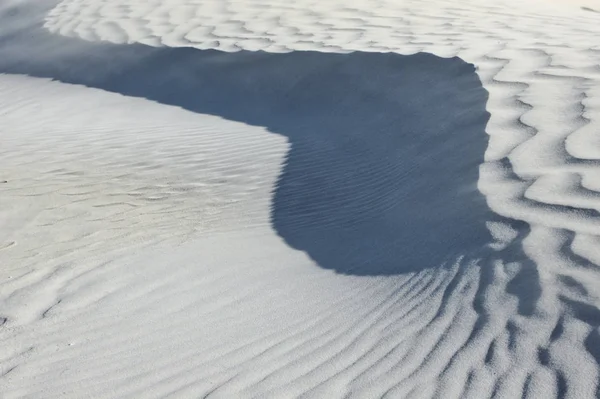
[0,34,493,276]
[1,0,600,398]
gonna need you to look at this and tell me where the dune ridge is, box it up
[0,0,600,398]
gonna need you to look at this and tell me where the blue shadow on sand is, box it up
[0,12,495,276]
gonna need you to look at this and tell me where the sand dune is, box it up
[1,0,600,398]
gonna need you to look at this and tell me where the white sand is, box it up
[1,0,600,397]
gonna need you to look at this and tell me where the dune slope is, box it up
[1,0,600,398]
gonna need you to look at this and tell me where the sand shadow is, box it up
[0,10,494,275]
